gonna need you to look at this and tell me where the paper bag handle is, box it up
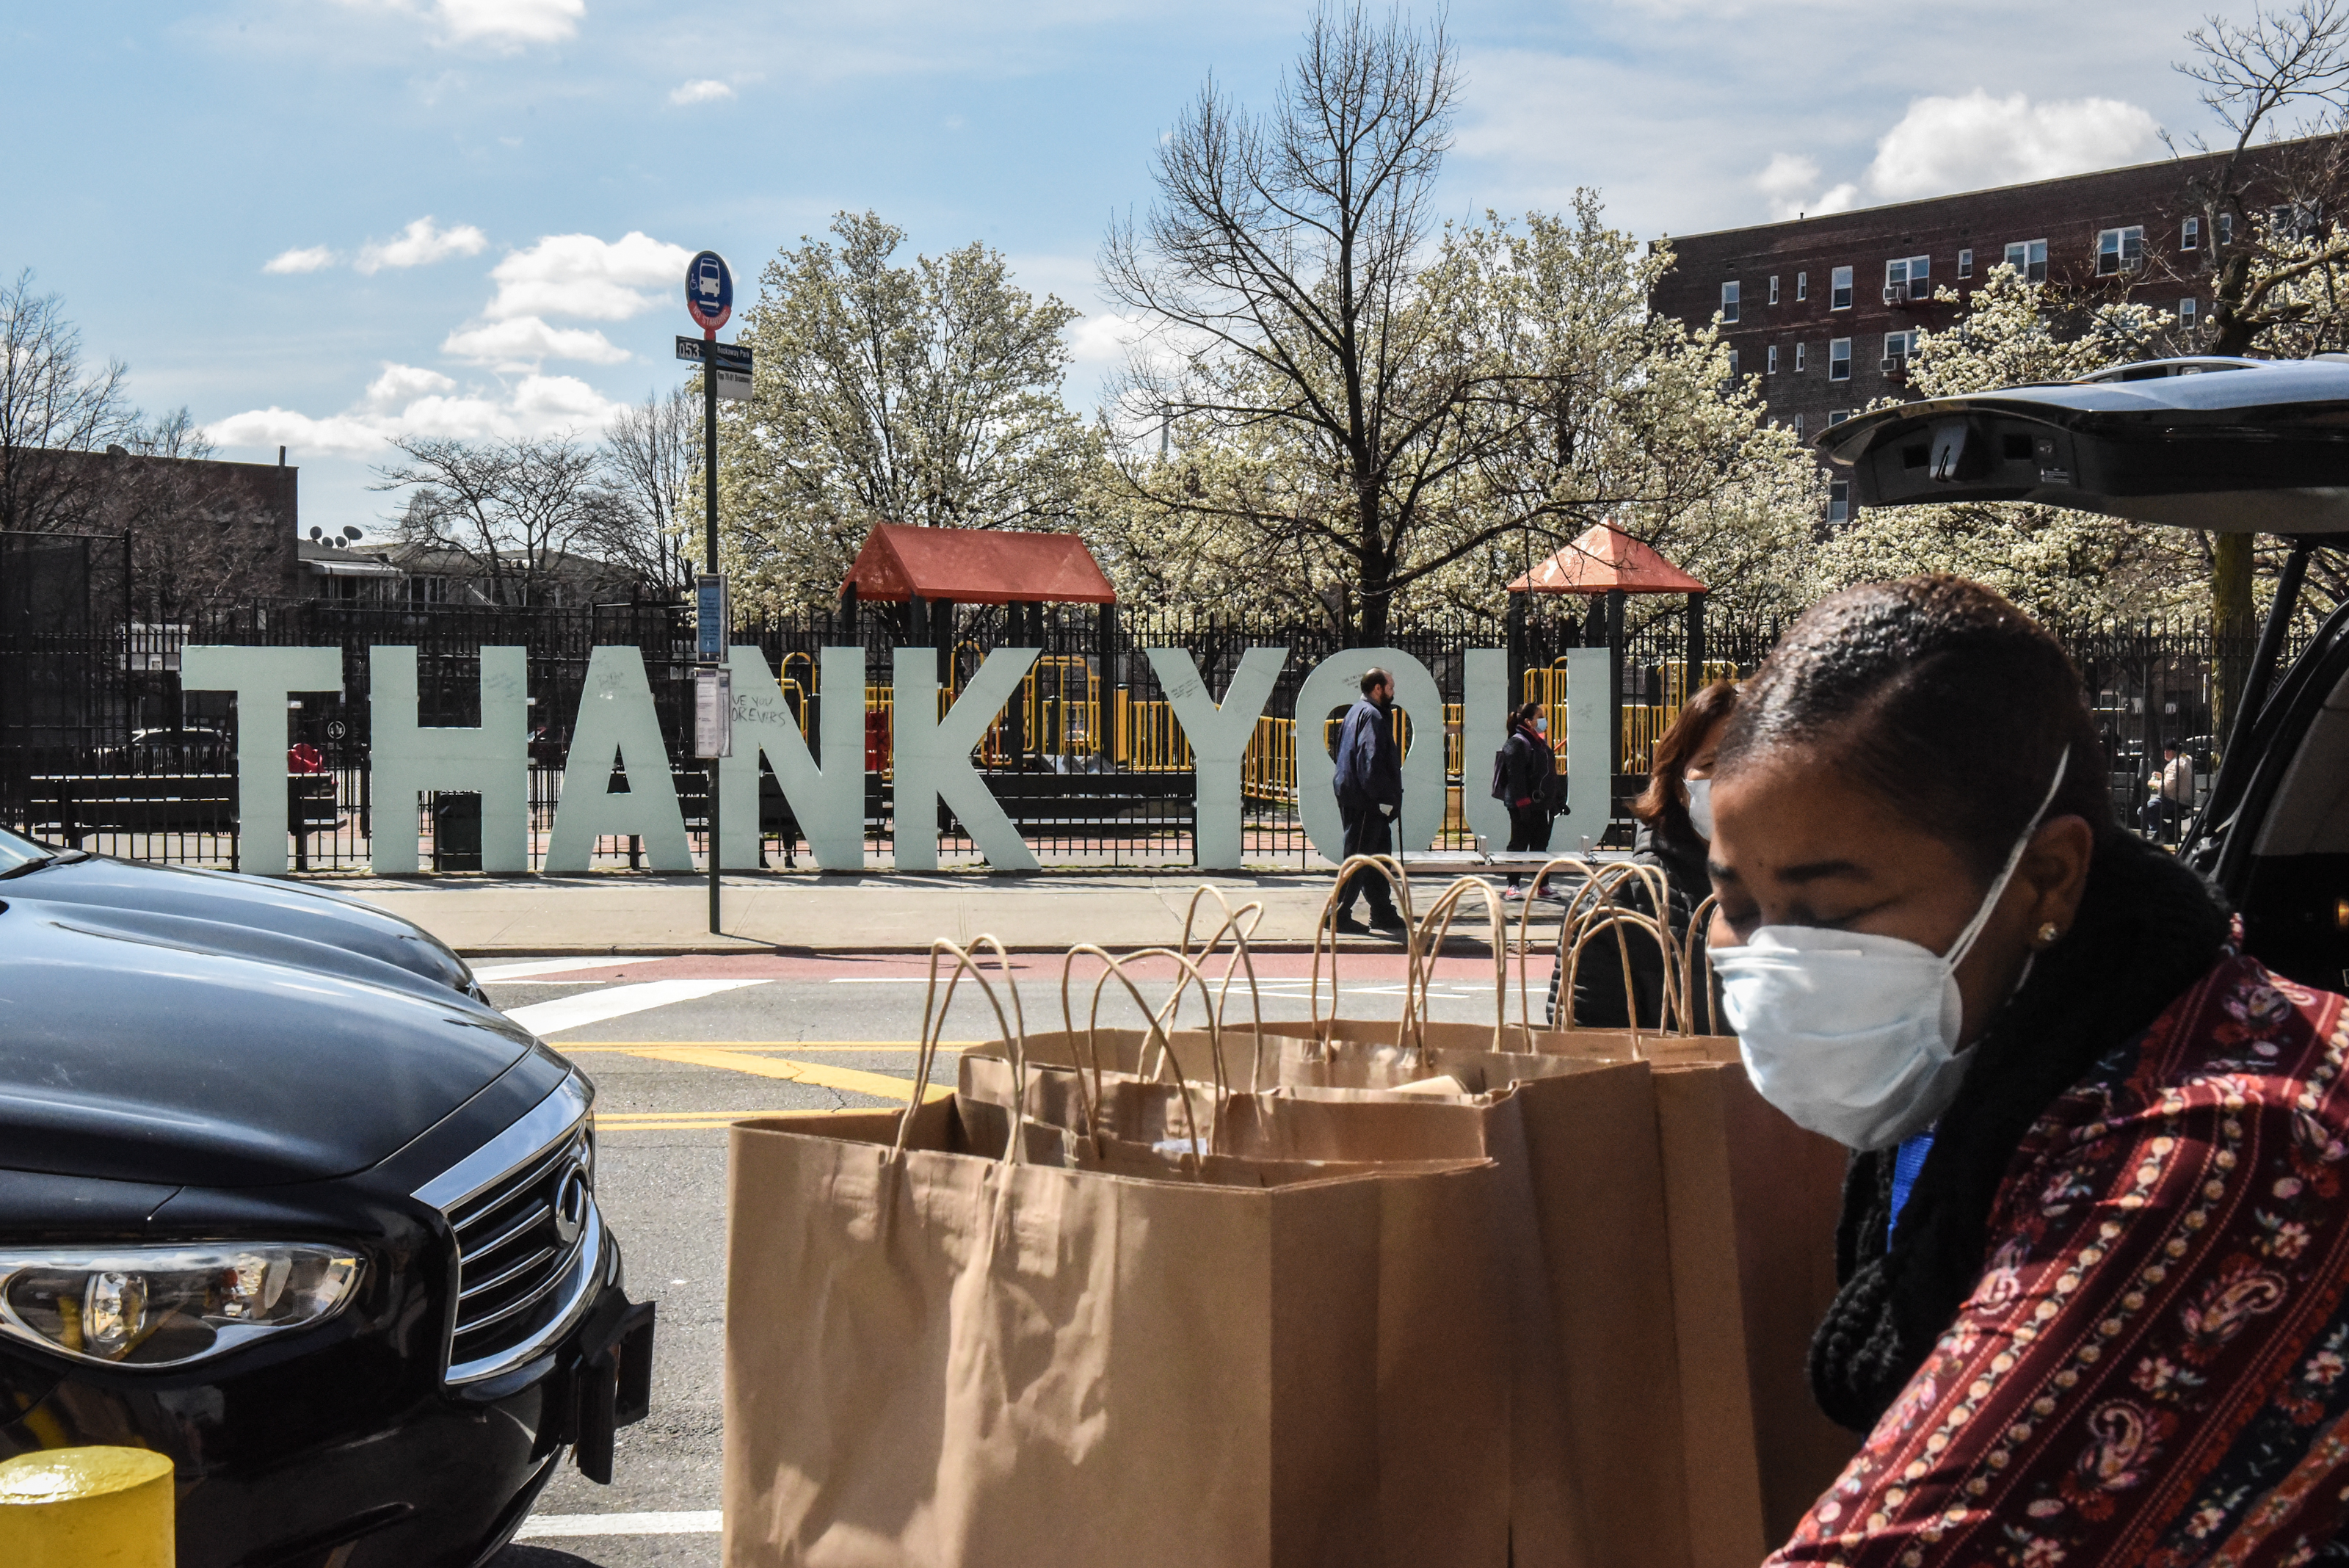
[1508,855,1604,1035]
[1415,875,1509,1053]
[1176,886,1269,1078]
[1313,854,1420,1056]
[1060,943,1216,1167]
[904,936,1027,1163]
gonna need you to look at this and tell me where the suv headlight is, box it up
[0,1245,362,1368]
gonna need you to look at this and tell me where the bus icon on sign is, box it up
[684,250,733,333]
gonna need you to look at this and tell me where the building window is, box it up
[1795,341,1807,371]
[1829,480,1851,524]
[1721,280,1740,322]
[1958,247,1973,277]
[1727,349,1740,380]
[1766,344,1779,374]
[2004,239,2049,283]
[1831,266,1854,311]
[2182,216,2201,250]
[1884,255,1930,302]
[2096,226,2146,276]
[1797,270,1809,302]
[1769,275,1781,305]
[1793,412,1805,438]
[1829,337,1851,380]
[2219,212,2235,246]
[1882,330,1918,374]
[1828,409,1851,425]
[2179,297,2199,330]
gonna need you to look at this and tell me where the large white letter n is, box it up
[891,647,1039,872]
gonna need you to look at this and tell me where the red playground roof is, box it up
[1506,522,1707,595]
[841,523,1117,606]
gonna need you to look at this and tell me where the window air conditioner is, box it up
[1882,283,1909,305]
[1880,355,1907,376]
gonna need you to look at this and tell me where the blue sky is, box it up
[5,0,2232,536]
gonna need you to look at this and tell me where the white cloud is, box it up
[339,0,584,46]
[669,79,735,105]
[356,217,490,275]
[443,316,631,367]
[1748,90,2157,228]
[487,231,692,321]
[264,245,338,275]
[1064,311,1144,366]
[208,363,620,457]
[1862,90,2160,201]
[1752,153,1857,221]
[363,363,458,409]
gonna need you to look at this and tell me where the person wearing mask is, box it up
[1702,576,2349,1563]
[1547,680,1735,1027]
[2142,738,2194,844]
[1500,702,1558,900]
[1332,667,1406,934]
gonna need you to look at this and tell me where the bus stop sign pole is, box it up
[684,250,735,935]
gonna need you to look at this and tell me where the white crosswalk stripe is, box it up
[515,1509,721,1538]
[504,978,769,1035]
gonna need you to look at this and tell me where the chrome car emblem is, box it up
[553,1163,590,1247]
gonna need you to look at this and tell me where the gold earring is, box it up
[2036,922,2061,947]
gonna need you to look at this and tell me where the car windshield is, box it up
[0,828,54,874]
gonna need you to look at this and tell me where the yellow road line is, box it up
[621,1045,954,1103]
[559,1042,978,1055]
[599,1108,881,1128]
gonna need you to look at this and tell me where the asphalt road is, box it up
[480,947,1545,1566]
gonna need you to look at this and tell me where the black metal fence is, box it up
[0,582,2262,874]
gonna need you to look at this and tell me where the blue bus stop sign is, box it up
[685,250,733,333]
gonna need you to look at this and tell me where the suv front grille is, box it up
[449,1123,594,1371]
[412,1073,604,1384]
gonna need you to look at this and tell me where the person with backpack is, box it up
[1495,702,1558,899]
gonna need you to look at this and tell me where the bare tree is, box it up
[1100,4,1474,641]
[589,385,698,599]
[2168,1,2349,728]
[0,271,135,535]
[372,435,604,606]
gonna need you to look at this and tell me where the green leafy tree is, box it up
[717,212,1098,615]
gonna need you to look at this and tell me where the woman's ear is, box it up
[2022,815,2096,940]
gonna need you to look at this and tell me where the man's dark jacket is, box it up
[1334,697,1403,815]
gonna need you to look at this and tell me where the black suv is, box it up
[1820,354,2349,990]
[0,835,654,1566]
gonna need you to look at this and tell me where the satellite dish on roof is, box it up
[308,527,323,540]
[342,526,362,541]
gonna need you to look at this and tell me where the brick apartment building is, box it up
[1649,137,2334,519]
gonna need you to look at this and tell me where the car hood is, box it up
[3,855,477,1001]
[0,904,536,1187]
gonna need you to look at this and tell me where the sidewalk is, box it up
[330,870,1567,957]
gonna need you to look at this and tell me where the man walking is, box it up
[1332,667,1407,934]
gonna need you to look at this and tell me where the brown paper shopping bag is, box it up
[1647,1061,1856,1564]
[723,940,1511,1568]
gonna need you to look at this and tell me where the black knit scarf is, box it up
[1807,830,2232,1432]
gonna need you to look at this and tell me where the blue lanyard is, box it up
[1887,1130,1935,1245]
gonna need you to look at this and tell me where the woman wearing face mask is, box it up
[1500,703,1558,900]
[1706,576,2349,1563]
[1547,680,1737,1028]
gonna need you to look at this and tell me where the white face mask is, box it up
[1533,718,1547,735]
[1707,753,2068,1151]
[1684,777,1714,841]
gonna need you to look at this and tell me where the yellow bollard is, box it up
[0,1446,174,1567]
